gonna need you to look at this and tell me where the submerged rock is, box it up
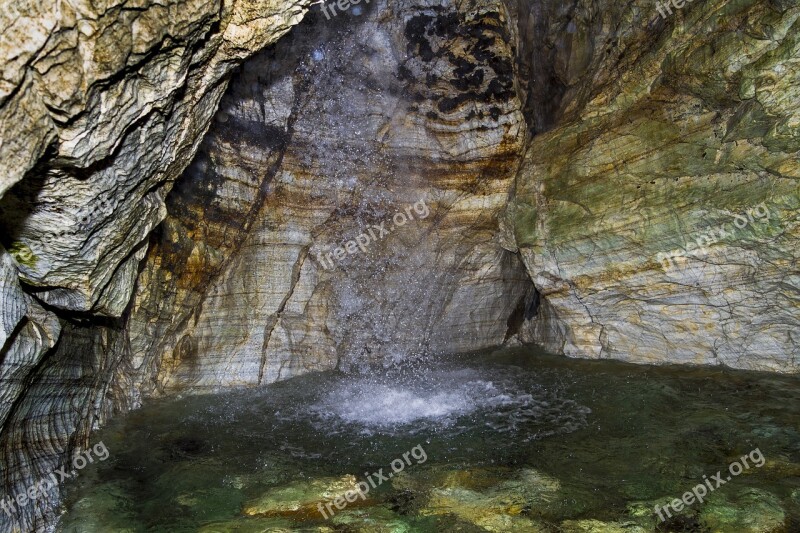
[472,513,546,532]
[413,468,558,531]
[57,481,144,533]
[629,487,787,533]
[198,517,307,533]
[330,506,412,532]
[700,487,786,532]
[560,519,649,533]
[175,488,245,523]
[243,475,366,518]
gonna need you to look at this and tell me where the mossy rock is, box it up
[415,468,559,530]
[243,474,366,518]
[197,516,313,533]
[700,487,785,532]
[626,497,703,531]
[174,487,245,522]
[474,512,547,532]
[330,506,412,532]
[8,242,36,268]
[58,481,144,533]
[560,518,650,532]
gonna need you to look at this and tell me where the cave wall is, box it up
[505,0,800,371]
[0,1,313,530]
[0,0,799,530]
[121,0,533,394]
[0,0,533,528]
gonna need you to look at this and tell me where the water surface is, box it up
[59,347,800,531]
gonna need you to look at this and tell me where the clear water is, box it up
[58,347,800,532]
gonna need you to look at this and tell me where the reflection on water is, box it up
[58,347,800,532]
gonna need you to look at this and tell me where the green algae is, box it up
[8,242,36,268]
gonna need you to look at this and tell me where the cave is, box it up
[0,0,798,531]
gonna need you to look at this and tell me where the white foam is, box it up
[298,367,591,438]
[312,381,474,426]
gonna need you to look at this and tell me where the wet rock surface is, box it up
[0,0,313,529]
[0,0,799,531]
[506,0,800,371]
[121,0,530,393]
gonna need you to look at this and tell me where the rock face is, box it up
[0,0,532,528]
[504,0,800,371]
[0,0,311,317]
[0,0,799,530]
[0,0,313,530]
[122,0,531,394]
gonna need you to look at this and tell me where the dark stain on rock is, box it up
[385,489,420,515]
[172,334,198,370]
[401,7,517,119]
[397,64,413,81]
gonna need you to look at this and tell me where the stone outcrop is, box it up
[1,0,532,528]
[0,1,313,530]
[504,0,800,371]
[0,0,311,317]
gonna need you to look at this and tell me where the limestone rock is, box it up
[57,480,144,533]
[560,519,649,533]
[198,517,299,532]
[700,487,786,532]
[122,0,532,392]
[1,0,799,531]
[507,0,800,371]
[0,251,61,429]
[415,468,558,531]
[0,0,312,316]
[330,507,412,532]
[0,1,313,531]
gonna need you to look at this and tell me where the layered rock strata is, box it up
[505,0,800,371]
[0,0,799,530]
[0,1,313,529]
[121,0,531,394]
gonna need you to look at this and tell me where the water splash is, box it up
[291,365,591,439]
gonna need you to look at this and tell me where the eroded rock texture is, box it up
[505,0,800,371]
[0,0,312,529]
[122,0,531,393]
